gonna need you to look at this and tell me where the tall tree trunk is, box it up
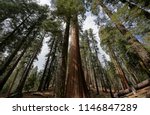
[65,15,89,98]
[56,16,70,98]
[82,46,91,90]
[0,32,36,91]
[0,23,36,76]
[0,14,31,52]
[43,54,56,90]
[0,47,27,91]
[9,38,44,97]
[93,68,99,95]
[9,49,38,97]
[7,68,19,97]
[40,38,58,91]
[105,71,114,98]
[121,57,140,84]
[99,1,150,70]
[38,38,55,91]
[108,45,130,90]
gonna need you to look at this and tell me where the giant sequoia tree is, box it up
[0,0,150,98]
[64,0,89,98]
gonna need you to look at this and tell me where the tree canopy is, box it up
[0,0,150,98]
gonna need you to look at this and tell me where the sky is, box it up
[34,0,109,70]
[38,0,50,5]
[34,0,51,70]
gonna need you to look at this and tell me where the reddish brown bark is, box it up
[65,15,89,98]
[108,45,130,90]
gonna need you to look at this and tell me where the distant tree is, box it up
[91,0,150,70]
[24,66,38,92]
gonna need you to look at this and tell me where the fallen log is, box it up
[114,79,150,97]
[134,79,150,90]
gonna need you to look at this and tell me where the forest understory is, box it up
[1,79,150,98]
[1,85,150,98]
[0,0,150,98]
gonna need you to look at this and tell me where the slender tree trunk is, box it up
[0,47,27,91]
[0,39,25,76]
[38,38,55,91]
[108,45,130,90]
[86,33,99,93]
[0,32,36,90]
[10,49,38,97]
[82,46,90,90]
[91,33,109,93]
[121,58,140,84]
[7,68,19,97]
[37,53,50,91]
[0,14,31,51]
[16,51,38,94]
[42,38,58,91]
[9,38,44,97]
[93,68,99,95]
[99,1,150,70]
[0,23,36,76]
[65,15,89,98]
[56,16,71,98]
[43,54,56,90]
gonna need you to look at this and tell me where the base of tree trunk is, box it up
[7,92,23,98]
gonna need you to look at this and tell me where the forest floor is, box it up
[23,86,150,98]
[123,86,150,98]
[0,86,150,98]
[23,88,54,98]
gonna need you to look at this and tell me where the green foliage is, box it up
[99,25,125,52]
[52,0,86,17]
[24,66,38,92]
[0,0,150,98]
